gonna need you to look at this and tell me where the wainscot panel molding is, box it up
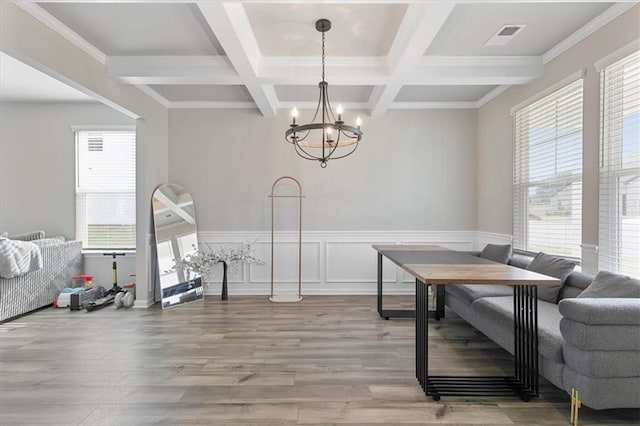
[195,231,510,296]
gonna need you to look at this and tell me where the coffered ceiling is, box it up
[4,1,635,117]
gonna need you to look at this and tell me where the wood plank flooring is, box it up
[1,296,638,425]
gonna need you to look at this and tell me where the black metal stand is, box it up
[377,253,444,320]
[416,279,539,401]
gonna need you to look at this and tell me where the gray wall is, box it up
[477,5,640,248]
[0,102,134,239]
[169,108,478,232]
[2,3,170,304]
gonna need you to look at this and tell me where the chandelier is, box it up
[285,19,363,168]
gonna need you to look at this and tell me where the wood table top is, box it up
[373,244,560,287]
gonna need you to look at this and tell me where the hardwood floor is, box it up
[1,296,638,425]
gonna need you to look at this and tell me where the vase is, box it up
[221,261,228,301]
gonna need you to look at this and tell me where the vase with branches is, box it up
[173,239,264,300]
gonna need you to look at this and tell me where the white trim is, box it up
[71,125,136,132]
[594,38,640,72]
[509,69,585,116]
[580,244,599,275]
[542,3,637,65]
[14,2,106,64]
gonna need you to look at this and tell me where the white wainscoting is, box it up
[195,231,512,296]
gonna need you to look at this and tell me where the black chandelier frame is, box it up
[285,19,363,168]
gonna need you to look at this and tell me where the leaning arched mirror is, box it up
[152,183,204,308]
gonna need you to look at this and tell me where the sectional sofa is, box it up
[445,246,640,410]
[0,231,83,321]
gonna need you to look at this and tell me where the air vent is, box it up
[88,137,103,152]
[485,24,526,46]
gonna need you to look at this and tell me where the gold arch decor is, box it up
[269,176,305,302]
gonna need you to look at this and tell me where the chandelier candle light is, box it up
[285,19,363,168]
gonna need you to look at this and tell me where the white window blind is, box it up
[76,130,136,250]
[513,79,583,258]
[599,50,640,277]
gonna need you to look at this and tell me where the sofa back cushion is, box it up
[577,271,640,299]
[526,252,576,303]
[9,230,46,241]
[480,244,512,264]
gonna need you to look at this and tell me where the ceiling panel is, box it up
[395,85,497,103]
[275,85,373,103]
[149,85,253,103]
[244,3,407,57]
[425,3,611,56]
[0,52,95,102]
[39,3,223,55]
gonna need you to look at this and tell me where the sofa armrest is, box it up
[558,298,640,325]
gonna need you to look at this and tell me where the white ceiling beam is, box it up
[104,55,542,86]
[196,2,277,117]
[106,56,241,85]
[369,2,455,118]
[408,56,543,85]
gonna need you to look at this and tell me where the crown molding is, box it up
[542,3,637,65]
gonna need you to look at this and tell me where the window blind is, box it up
[513,79,583,258]
[599,50,640,277]
[76,130,136,250]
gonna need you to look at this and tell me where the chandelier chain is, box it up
[322,31,326,83]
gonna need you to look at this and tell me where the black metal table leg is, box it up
[377,253,385,319]
[377,252,416,319]
[420,283,539,400]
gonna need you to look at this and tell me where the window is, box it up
[599,50,640,277]
[75,129,136,250]
[513,78,583,258]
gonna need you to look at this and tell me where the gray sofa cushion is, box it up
[472,296,565,363]
[526,252,576,303]
[479,244,512,264]
[31,237,66,247]
[577,271,640,298]
[445,284,513,306]
[563,343,640,378]
[559,298,640,325]
[560,318,640,351]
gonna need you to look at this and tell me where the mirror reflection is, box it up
[152,183,204,308]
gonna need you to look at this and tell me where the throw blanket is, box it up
[0,237,43,279]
